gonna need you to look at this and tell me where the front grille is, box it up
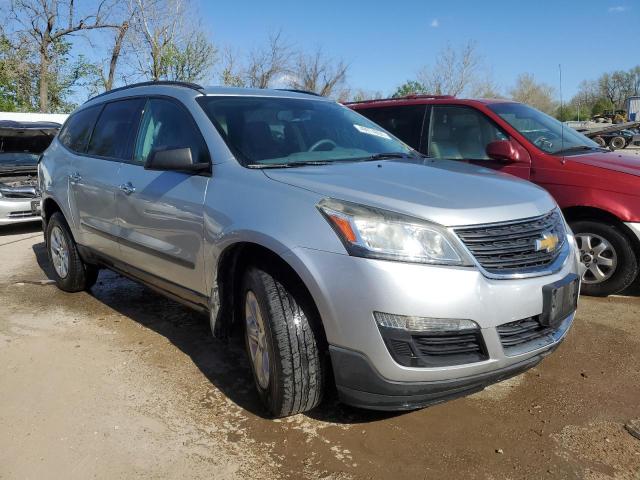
[497,317,556,355]
[381,328,488,368]
[454,210,565,274]
[8,210,36,218]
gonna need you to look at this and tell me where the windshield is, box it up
[0,129,55,167]
[197,96,414,166]
[488,103,600,155]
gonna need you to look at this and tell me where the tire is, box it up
[593,136,606,147]
[241,266,325,417]
[610,136,626,150]
[570,220,638,296]
[46,212,98,292]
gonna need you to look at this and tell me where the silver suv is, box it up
[39,82,580,417]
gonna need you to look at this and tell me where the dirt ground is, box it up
[1,222,639,480]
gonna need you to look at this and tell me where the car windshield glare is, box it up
[196,96,414,166]
[488,102,600,155]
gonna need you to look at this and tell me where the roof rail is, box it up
[275,88,322,97]
[88,81,205,101]
[344,94,455,105]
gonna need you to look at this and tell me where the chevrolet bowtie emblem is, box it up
[535,232,559,253]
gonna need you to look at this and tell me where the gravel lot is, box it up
[1,221,639,480]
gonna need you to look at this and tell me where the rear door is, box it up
[67,98,144,256]
[117,97,210,294]
[424,105,531,179]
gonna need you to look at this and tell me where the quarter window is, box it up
[428,106,509,160]
[58,105,102,153]
[357,105,426,149]
[86,98,145,160]
[134,98,209,165]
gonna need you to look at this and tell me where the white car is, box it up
[0,112,66,226]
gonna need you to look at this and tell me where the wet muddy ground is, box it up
[1,223,639,479]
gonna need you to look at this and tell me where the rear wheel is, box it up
[241,266,325,417]
[46,212,98,292]
[610,136,626,150]
[571,220,638,296]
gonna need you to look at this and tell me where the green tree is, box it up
[392,80,427,98]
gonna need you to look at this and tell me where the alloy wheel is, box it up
[575,233,617,284]
[50,226,70,279]
[245,290,270,389]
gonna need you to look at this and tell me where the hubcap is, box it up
[50,226,70,279]
[245,291,270,389]
[575,233,617,284]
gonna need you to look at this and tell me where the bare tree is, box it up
[164,30,216,83]
[417,41,481,96]
[244,30,293,88]
[218,30,293,89]
[129,0,184,81]
[9,0,117,111]
[127,0,215,84]
[509,73,556,114]
[289,48,348,97]
[104,16,131,90]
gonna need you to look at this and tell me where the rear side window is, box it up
[134,98,209,165]
[58,106,102,153]
[356,105,426,149]
[87,98,145,160]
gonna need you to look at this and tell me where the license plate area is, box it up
[541,274,579,328]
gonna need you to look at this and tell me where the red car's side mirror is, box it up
[486,140,518,162]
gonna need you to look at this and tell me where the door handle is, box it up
[119,182,136,195]
[69,172,82,183]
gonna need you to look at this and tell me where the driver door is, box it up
[424,105,531,179]
[116,97,210,294]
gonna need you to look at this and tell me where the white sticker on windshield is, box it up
[353,124,392,140]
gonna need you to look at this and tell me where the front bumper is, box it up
[284,242,579,409]
[0,197,41,225]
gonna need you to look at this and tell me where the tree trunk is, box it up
[106,22,129,91]
[39,45,49,112]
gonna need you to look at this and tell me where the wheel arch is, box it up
[211,241,329,350]
[563,205,640,255]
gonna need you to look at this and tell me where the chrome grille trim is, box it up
[453,210,569,279]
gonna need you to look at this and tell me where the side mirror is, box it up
[144,147,209,172]
[486,140,518,162]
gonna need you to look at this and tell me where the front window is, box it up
[489,102,600,155]
[197,96,415,167]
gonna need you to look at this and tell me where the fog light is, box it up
[374,312,479,333]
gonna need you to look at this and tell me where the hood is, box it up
[567,151,640,177]
[263,159,556,226]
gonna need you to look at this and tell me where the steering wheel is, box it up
[533,136,553,149]
[309,139,337,152]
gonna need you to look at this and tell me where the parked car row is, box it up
[348,95,640,297]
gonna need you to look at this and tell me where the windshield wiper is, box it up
[359,152,416,162]
[554,146,605,155]
[247,160,333,169]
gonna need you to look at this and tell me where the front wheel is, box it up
[571,220,638,296]
[241,266,325,417]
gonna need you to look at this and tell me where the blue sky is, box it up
[198,0,639,98]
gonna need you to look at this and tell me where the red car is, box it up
[348,95,640,296]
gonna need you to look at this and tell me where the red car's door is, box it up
[423,104,532,180]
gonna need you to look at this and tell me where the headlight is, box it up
[317,198,471,265]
